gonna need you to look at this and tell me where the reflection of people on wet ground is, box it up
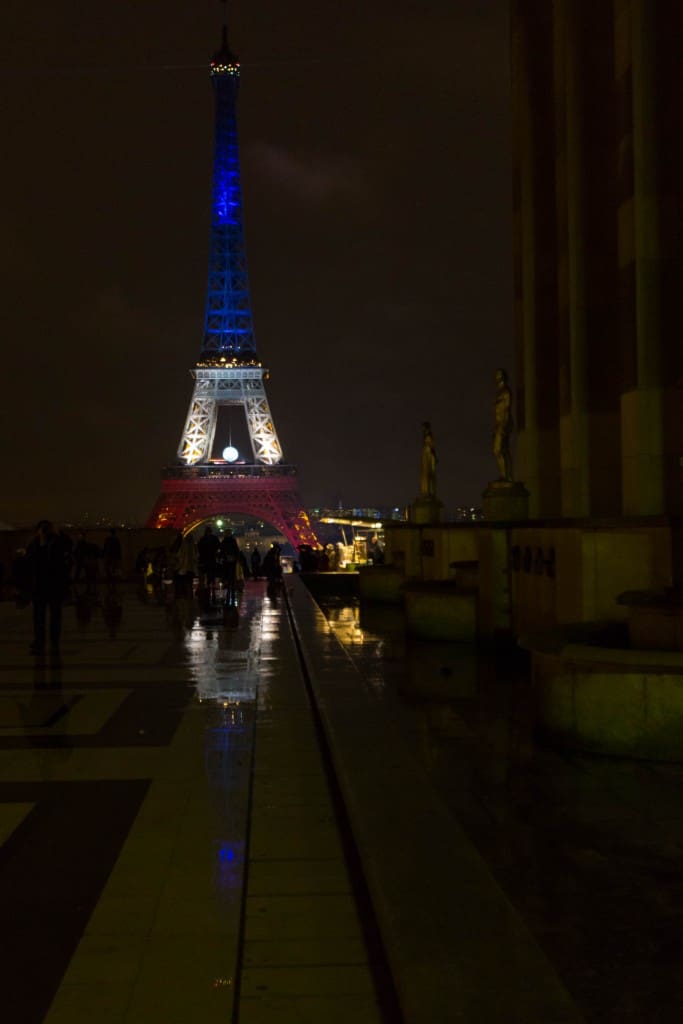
[262,542,283,583]
[73,531,87,581]
[237,551,248,590]
[25,520,70,655]
[10,548,31,606]
[166,589,198,633]
[135,546,149,576]
[31,656,63,693]
[135,549,165,603]
[197,526,219,589]
[74,588,95,628]
[83,540,101,590]
[223,602,239,629]
[23,662,74,772]
[145,547,166,585]
[102,588,123,639]
[57,529,74,580]
[218,529,240,606]
[19,660,65,746]
[103,528,122,581]
[250,546,262,579]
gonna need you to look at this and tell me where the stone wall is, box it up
[380,517,677,642]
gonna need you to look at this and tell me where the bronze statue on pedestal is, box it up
[493,368,513,482]
[420,421,437,498]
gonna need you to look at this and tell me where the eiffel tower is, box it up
[147,20,317,549]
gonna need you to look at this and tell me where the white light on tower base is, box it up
[223,446,239,462]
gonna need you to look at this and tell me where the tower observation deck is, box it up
[147,21,317,548]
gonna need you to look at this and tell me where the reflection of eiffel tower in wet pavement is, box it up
[147,23,317,549]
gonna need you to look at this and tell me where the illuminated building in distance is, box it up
[147,21,317,548]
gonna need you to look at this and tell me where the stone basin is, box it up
[617,588,683,651]
[521,623,683,762]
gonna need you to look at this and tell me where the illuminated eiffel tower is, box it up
[147,20,317,548]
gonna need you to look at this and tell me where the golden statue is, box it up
[420,421,437,497]
[493,368,513,482]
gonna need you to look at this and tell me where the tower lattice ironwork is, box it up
[147,24,317,548]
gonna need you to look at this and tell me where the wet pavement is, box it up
[1,577,681,1023]
[0,580,391,1023]
[320,599,683,1024]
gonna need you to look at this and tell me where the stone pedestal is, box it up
[525,638,683,763]
[482,481,529,521]
[617,589,683,652]
[410,495,443,524]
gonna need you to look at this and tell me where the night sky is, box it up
[1,0,512,526]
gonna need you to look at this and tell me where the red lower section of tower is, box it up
[146,466,318,550]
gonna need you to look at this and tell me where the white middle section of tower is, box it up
[178,366,283,466]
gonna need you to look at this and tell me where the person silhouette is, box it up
[218,529,240,606]
[250,546,262,580]
[25,520,70,655]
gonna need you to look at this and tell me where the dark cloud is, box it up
[246,143,368,205]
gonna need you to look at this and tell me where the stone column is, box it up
[619,0,664,514]
[511,5,539,512]
[510,1,561,517]
[554,0,591,517]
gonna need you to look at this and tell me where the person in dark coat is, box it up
[57,529,74,580]
[218,530,240,606]
[72,531,87,581]
[197,526,220,589]
[103,528,122,581]
[262,542,282,583]
[25,520,70,654]
[250,546,262,579]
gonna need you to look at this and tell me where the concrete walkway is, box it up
[0,576,584,1023]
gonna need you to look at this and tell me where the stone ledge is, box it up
[285,577,582,1024]
[528,641,683,762]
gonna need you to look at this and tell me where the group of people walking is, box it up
[17,517,285,655]
[196,526,242,605]
[140,526,283,604]
[18,521,123,655]
[192,527,282,602]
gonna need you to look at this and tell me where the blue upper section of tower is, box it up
[199,27,258,365]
